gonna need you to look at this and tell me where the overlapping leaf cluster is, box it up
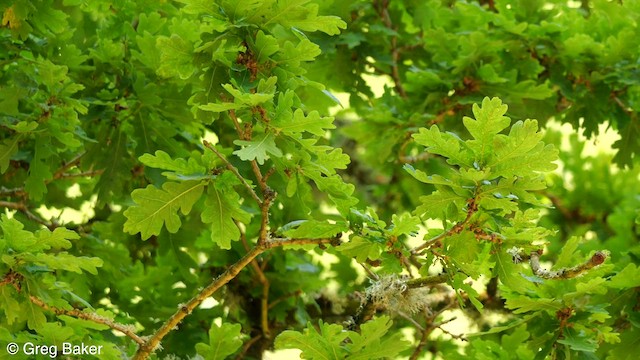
[0,215,121,356]
[276,316,409,359]
[2,1,640,359]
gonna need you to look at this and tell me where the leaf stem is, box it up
[203,140,263,206]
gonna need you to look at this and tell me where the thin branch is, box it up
[268,290,303,310]
[435,317,467,341]
[55,170,104,180]
[52,152,85,180]
[397,310,425,331]
[398,133,431,164]
[359,262,380,281]
[132,244,267,360]
[258,188,276,246]
[412,197,478,254]
[377,0,407,98]
[228,109,244,138]
[0,200,22,211]
[268,236,341,248]
[1,152,101,199]
[132,236,340,360]
[235,334,262,360]
[409,316,433,360]
[203,140,262,206]
[0,187,26,197]
[612,95,635,118]
[406,274,449,289]
[409,295,461,360]
[0,200,57,230]
[227,109,267,192]
[529,250,607,279]
[29,296,145,345]
[250,161,267,191]
[2,270,143,345]
[240,227,271,338]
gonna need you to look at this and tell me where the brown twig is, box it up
[409,314,433,360]
[1,270,143,345]
[412,197,478,254]
[0,187,26,197]
[1,152,101,199]
[398,132,431,164]
[240,227,271,338]
[51,152,85,180]
[258,188,276,246]
[228,109,244,138]
[55,170,104,180]
[0,200,57,230]
[29,296,145,345]
[235,334,263,360]
[377,0,407,98]
[406,274,449,289]
[131,236,340,360]
[268,290,303,310]
[359,262,380,281]
[409,295,458,360]
[434,317,467,341]
[529,250,607,279]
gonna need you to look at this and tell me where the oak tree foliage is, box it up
[1,1,639,359]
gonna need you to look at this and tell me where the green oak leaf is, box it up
[123,180,205,239]
[389,213,421,236]
[233,133,283,164]
[275,320,348,359]
[462,97,510,166]
[338,236,383,262]
[609,264,640,288]
[195,322,244,360]
[19,253,103,275]
[412,126,473,167]
[156,34,195,79]
[201,184,251,249]
[0,215,37,252]
[557,328,598,352]
[139,150,206,174]
[270,1,346,35]
[414,187,467,220]
[504,295,561,315]
[254,30,279,62]
[275,109,335,136]
[492,245,535,293]
[346,316,411,359]
[24,137,54,201]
